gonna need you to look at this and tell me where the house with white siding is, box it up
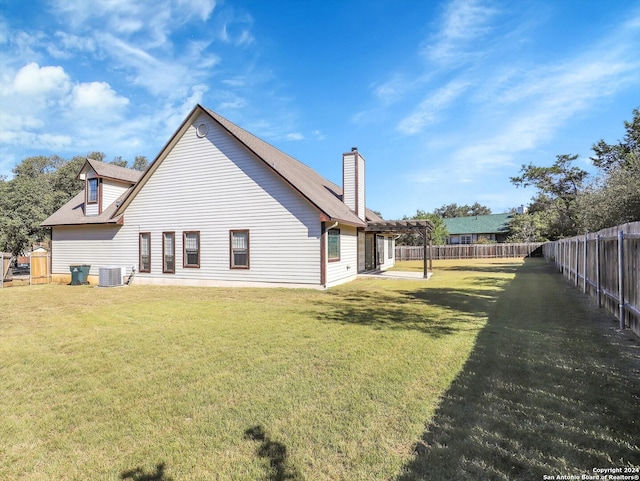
[42,104,398,288]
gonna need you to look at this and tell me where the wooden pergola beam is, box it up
[365,220,434,278]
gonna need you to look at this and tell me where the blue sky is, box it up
[1,0,639,220]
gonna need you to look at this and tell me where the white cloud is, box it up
[312,130,326,141]
[51,31,97,56]
[285,132,303,141]
[222,77,247,88]
[407,174,436,184]
[71,81,129,110]
[219,13,255,46]
[12,62,70,95]
[422,0,500,66]
[397,79,470,135]
[52,0,217,47]
[218,95,248,110]
[372,73,413,104]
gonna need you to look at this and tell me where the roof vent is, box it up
[196,123,209,138]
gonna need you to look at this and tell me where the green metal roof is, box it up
[443,213,513,235]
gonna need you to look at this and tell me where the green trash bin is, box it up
[70,264,91,285]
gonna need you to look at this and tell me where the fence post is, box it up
[575,238,579,287]
[596,234,602,308]
[617,230,625,329]
[583,235,587,294]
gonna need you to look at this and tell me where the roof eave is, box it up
[41,215,124,228]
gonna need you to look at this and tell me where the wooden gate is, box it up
[30,251,50,285]
[1,252,12,287]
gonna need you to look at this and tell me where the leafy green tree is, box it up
[578,108,640,231]
[397,209,448,245]
[87,151,105,162]
[433,202,491,218]
[110,156,128,167]
[591,107,640,172]
[0,157,58,254]
[510,154,589,238]
[506,211,548,242]
[578,161,640,231]
[50,156,84,207]
[132,155,149,171]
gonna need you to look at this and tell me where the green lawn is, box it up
[1,259,638,480]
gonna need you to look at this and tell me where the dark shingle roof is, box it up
[41,159,142,226]
[443,213,512,235]
[41,189,130,226]
[81,158,143,184]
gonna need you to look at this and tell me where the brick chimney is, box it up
[342,147,365,221]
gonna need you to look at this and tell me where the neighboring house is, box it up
[444,213,513,244]
[42,104,398,288]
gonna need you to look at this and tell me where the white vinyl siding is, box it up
[343,153,356,212]
[102,180,130,211]
[326,224,357,287]
[50,225,137,277]
[342,151,365,221]
[356,154,365,221]
[50,116,374,287]
[122,116,322,285]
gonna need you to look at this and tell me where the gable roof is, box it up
[41,189,130,226]
[79,158,144,184]
[443,213,512,235]
[114,105,369,227]
[41,159,142,227]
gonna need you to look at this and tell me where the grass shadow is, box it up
[396,259,640,480]
[120,462,173,481]
[314,267,514,337]
[434,264,522,274]
[244,425,299,481]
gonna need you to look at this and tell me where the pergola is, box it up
[365,219,434,278]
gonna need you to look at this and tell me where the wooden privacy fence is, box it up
[0,251,50,287]
[396,243,543,261]
[542,221,640,337]
[30,251,50,285]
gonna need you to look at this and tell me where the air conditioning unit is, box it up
[99,266,122,287]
